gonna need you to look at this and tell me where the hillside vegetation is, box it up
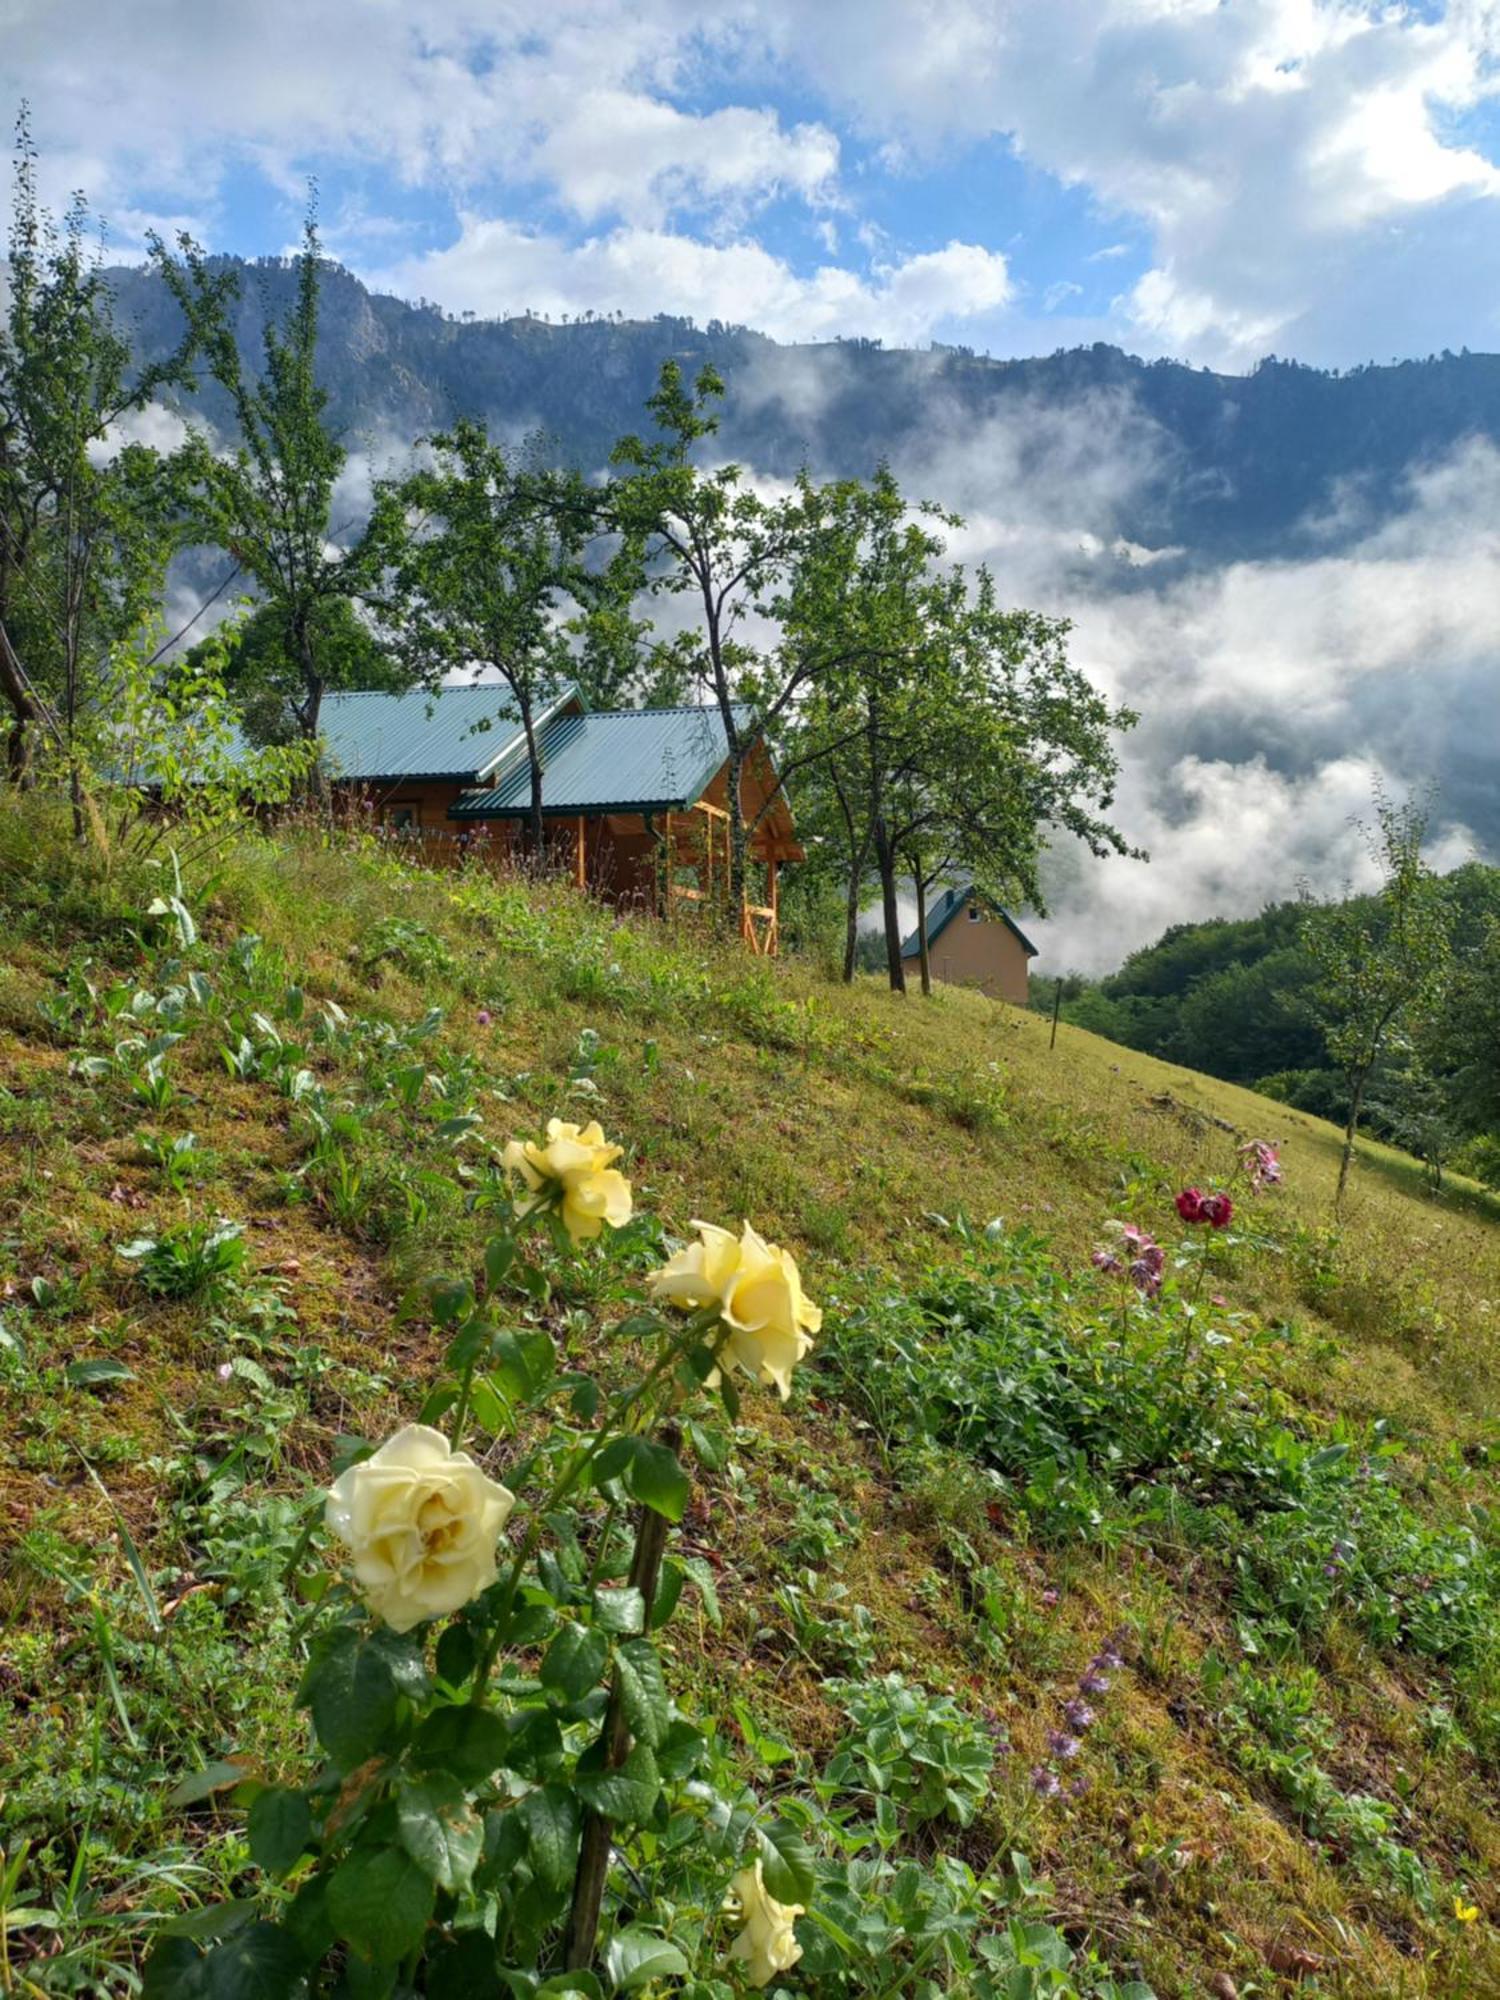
[3,801,1500,1998]
[1037,865,1500,1191]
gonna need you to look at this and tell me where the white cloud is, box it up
[527,92,839,226]
[7,0,1500,363]
[373,218,1011,343]
[815,380,1500,964]
[754,0,1500,365]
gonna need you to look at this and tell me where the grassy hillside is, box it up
[3,798,1499,1999]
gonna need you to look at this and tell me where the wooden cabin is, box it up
[315,685,802,953]
[899,884,1038,1003]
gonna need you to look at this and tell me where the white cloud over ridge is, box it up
[372,221,1012,344]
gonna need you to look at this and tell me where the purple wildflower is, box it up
[1078,1670,1110,1697]
[1046,1729,1082,1761]
[1092,1248,1124,1276]
[1040,1588,1060,1610]
[476,1009,493,1028]
[1063,1699,1096,1734]
[1067,1773,1091,1799]
[1031,1766,1061,1797]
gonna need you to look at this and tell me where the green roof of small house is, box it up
[449,704,751,819]
[899,884,1038,960]
[312,684,575,782]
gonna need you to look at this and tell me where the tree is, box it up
[0,108,202,796]
[379,421,630,851]
[788,474,1137,993]
[1301,791,1453,1211]
[776,468,956,983]
[151,202,390,744]
[608,363,821,922]
[188,595,402,746]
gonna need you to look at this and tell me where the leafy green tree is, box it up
[151,203,391,743]
[0,108,201,797]
[779,468,960,983]
[608,362,823,920]
[1301,791,1453,1210]
[378,421,630,850]
[188,595,401,746]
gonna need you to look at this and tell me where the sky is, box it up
[6,0,1500,967]
[7,0,1500,369]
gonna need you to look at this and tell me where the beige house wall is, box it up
[902,908,1032,1005]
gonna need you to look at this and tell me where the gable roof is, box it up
[449,704,751,819]
[314,684,576,782]
[900,884,1038,961]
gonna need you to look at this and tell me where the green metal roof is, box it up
[449,705,749,819]
[312,685,574,782]
[900,884,1038,960]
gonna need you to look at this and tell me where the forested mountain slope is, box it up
[108,256,1500,563]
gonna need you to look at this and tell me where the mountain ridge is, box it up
[107,256,1500,564]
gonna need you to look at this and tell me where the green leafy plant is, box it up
[824,1673,995,1828]
[117,1219,247,1300]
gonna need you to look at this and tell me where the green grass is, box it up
[2,794,1499,1998]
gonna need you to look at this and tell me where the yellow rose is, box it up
[325,1424,516,1633]
[647,1220,821,1399]
[725,1862,803,1989]
[501,1118,633,1244]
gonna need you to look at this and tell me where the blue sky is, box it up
[6,0,1500,370]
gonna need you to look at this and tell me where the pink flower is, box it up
[1092,1248,1124,1276]
[1040,1588,1060,1609]
[476,1009,493,1028]
[1239,1138,1283,1193]
[1175,1187,1207,1223]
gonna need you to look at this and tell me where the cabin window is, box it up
[384,803,419,831]
[967,904,980,921]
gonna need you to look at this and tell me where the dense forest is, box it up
[1035,859,1500,1188]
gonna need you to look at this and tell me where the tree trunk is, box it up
[726,743,749,938]
[913,862,933,996]
[0,621,40,787]
[518,686,545,856]
[1336,1067,1367,1213]
[873,818,906,994]
[831,770,865,983]
[843,868,861,982]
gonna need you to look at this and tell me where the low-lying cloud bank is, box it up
[857,389,1498,972]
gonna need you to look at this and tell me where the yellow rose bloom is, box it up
[501,1117,633,1244]
[648,1220,821,1399]
[725,1862,803,1988]
[325,1424,516,1633]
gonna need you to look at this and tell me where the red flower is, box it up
[1175,1187,1206,1223]
[1200,1192,1233,1228]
